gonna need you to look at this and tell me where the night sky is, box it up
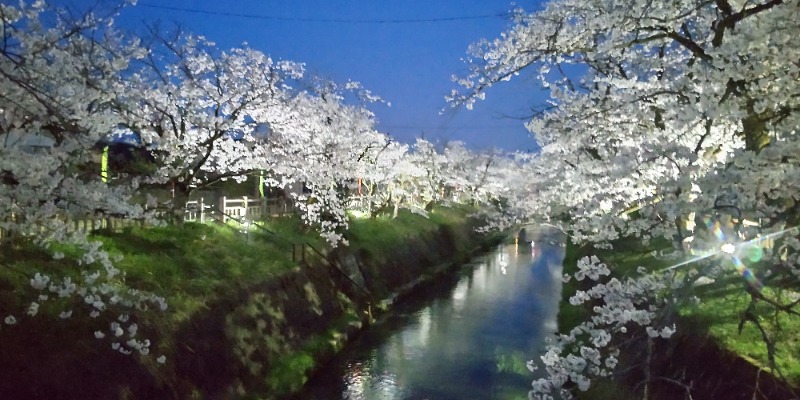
[71,0,548,152]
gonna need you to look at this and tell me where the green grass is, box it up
[347,211,432,251]
[94,221,311,320]
[346,205,476,258]
[680,285,800,386]
[578,379,640,400]
[257,215,327,250]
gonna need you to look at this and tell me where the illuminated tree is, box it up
[0,1,165,358]
[454,0,800,397]
[120,31,303,220]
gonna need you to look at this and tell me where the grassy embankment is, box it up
[0,204,495,399]
[558,236,800,399]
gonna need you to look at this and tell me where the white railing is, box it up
[346,195,370,214]
[184,198,211,223]
[217,196,292,223]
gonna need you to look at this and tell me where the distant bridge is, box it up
[515,222,566,244]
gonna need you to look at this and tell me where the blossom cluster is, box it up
[531,256,678,398]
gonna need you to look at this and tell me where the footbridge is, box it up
[515,222,566,245]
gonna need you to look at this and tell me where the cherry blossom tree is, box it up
[351,139,423,217]
[439,141,511,207]
[118,29,304,220]
[118,25,401,242]
[1,1,148,237]
[261,79,392,243]
[407,138,449,205]
[454,0,800,397]
[1,0,166,358]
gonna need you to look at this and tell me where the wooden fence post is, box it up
[260,197,267,218]
[199,197,205,223]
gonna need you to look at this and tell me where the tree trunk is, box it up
[171,181,190,224]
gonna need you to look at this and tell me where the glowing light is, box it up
[349,210,369,219]
[665,219,799,294]
[101,145,109,182]
[720,243,736,254]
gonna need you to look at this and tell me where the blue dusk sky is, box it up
[70,1,549,152]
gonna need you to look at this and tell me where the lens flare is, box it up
[665,217,799,293]
[710,219,727,242]
[665,251,717,271]
[731,255,763,292]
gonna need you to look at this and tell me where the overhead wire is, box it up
[137,3,513,24]
[130,2,532,149]
[379,124,529,132]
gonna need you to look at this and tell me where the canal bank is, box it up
[0,207,502,400]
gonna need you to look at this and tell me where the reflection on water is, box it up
[297,229,565,400]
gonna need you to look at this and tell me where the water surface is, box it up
[298,230,565,399]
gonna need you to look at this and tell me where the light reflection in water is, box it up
[451,278,469,312]
[342,362,405,400]
[299,228,565,400]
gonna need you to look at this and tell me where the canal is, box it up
[295,228,565,400]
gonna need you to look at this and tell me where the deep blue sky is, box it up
[81,1,547,152]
